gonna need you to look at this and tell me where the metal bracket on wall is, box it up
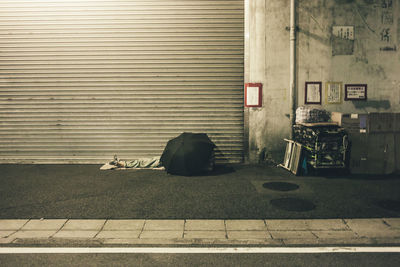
[285,26,299,32]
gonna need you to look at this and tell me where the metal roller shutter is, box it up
[0,0,244,164]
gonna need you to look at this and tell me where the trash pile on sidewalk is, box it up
[280,106,348,175]
[293,124,348,169]
[282,106,400,175]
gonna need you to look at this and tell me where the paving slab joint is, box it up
[382,219,391,227]
[4,231,17,239]
[341,218,359,237]
[138,220,146,239]
[182,220,186,238]
[93,220,108,238]
[310,231,319,239]
[50,219,69,238]
[223,220,228,239]
[263,219,273,239]
[20,220,30,231]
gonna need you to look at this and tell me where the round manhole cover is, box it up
[263,182,299,192]
[270,197,316,212]
[377,200,400,212]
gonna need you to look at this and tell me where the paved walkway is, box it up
[1,218,400,246]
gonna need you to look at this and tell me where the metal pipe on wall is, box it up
[289,0,297,138]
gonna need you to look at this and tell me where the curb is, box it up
[1,218,400,246]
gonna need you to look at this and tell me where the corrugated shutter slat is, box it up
[0,0,244,164]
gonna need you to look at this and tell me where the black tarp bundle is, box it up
[160,132,216,176]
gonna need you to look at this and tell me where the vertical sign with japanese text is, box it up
[379,0,397,51]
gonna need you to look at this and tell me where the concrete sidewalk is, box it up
[1,218,400,246]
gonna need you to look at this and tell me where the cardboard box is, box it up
[348,133,368,174]
[348,132,396,174]
[394,113,400,133]
[366,133,395,175]
[331,112,368,133]
[330,112,342,125]
[396,133,400,173]
[332,112,399,174]
[368,113,395,133]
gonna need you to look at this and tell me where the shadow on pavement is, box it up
[209,164,236,176]
[171,164,236,177]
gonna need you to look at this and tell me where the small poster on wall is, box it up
[332,26,354,40]
[345,84,367,101]
[244,83,262,107]
[325,82,342,104]
[305,82,322,104]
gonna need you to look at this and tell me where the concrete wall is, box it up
[245,0,400,163]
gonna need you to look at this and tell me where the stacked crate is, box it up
[293,124,348,169]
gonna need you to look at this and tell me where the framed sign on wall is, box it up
[345,84,367,101]
[305,82,322,104]
[325,82,342,104]
[244,83,262,107]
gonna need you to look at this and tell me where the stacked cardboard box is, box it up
[396,113,400,174]
[331,112,399,174]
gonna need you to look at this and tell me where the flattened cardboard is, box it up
[331,112,368,133]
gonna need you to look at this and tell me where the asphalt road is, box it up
[1,252,399,267]
[0,164,399,219]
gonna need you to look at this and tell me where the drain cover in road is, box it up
[270,197,316,212]
[377,199,400,212]
[263,182,299,191]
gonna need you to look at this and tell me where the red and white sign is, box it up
[245,83,262,107]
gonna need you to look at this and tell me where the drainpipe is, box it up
[289,0,297,139]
